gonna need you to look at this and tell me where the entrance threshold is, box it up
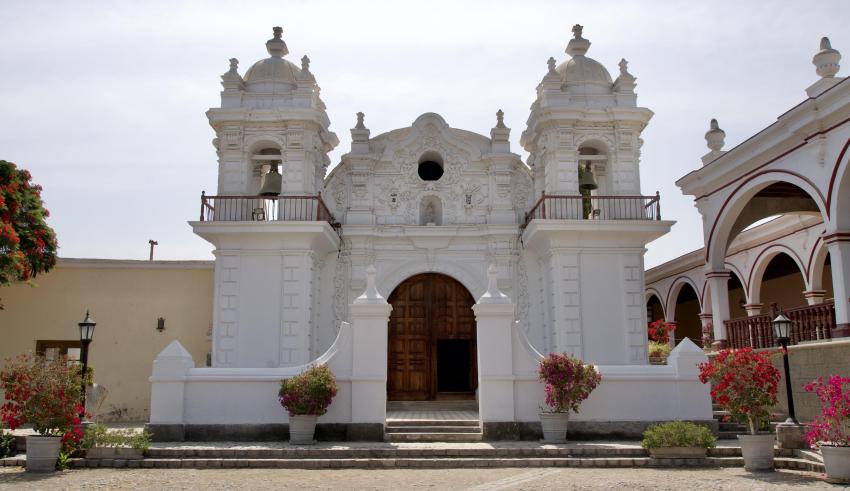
[385,401,481,442]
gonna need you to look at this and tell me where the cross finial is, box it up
[355,111,365,129]
[572,24,583,39]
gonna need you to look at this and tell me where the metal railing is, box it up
[199,192,338,227]
[725,302,835,349]
[523,193,661,228]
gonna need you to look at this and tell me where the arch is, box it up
[826,137,850,229]
[665,276,703,321]
[670,281,702,346]
[808,237,832,292]
[646,291,665,322]
[700,280,712,314]
[380,261,486,302]
[748,245,809,304]
[706,172,828,270]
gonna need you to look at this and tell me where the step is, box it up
[385,419,480,427]
[385,425,481,434]
[387,401,478,411]
[384,432,483,442]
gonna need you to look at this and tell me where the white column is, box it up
[826,237,850,337]
[706,270,731,349]
[349,266,392,424]
[472,265,516,423]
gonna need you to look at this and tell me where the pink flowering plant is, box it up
[537,353,602,413]
[278,364,337,417]
[804,375,850,448]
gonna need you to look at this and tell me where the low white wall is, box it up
[509,322,712,423]
[150,322,355,425]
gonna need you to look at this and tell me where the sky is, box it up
[1,0,847,268]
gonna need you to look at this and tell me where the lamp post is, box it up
[77,310,96,421]
[772,313,798,424]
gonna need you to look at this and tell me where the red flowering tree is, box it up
[648,319,675,344]
[0,353,85,445]
[698,348,780,434]
[0,160,58,309]
[538,353,602,413]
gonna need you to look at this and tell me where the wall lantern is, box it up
[157,317,166,333]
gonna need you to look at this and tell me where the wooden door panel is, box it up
[388,273,477,400]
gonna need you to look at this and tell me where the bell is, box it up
[259,164,282,196]
[578,164,598,191]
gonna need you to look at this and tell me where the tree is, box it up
[0,160,58,308]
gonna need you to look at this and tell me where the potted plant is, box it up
[804,375,850,483]
[648,341,671,364]
[648,319,675,344]
[642,421,717,458]
[81,423,151,460]
[699,348,780,471]
[279,364,337,445]
[537,353,602,443]
[0,353,85,472]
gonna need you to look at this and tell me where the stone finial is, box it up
[266,26,289,58]
[813,37,841,78]
[478,264,511,304]
[301,55,311,72]
[355,111,366,129]
[566,24,590,57]
[705,118,726,152]
[547,57,557,75]
[228,58,239,72]
[495,109,506,129]
[221,57,243,87]
[354,265,386,304]
[618,58,630,77]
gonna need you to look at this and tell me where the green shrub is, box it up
[0,431,15,458]
[641,421,716,449]
[81,424,151,451]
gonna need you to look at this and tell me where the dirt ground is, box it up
[0,466,836,490]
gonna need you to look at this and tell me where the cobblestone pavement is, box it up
[0,467,834,490]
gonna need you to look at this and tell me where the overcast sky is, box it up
[1,1,847,268]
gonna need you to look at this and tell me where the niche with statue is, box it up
[419,196,442,226]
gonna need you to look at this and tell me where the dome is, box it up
[557,56,613,86]
[242,27,303,93]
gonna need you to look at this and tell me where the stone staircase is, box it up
[712,404,787,439]
[0,444,824,471]
[385,401,482,442]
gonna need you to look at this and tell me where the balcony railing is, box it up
[199,192,339,227]
[523,193,661,228]
[725,302,836,349]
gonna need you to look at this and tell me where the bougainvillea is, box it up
[0,353,85,439]
[0,160,58,309]
[648,319,676,344]
[803,375,850,448]
[278,364,337,416]
[538,353,602,413]
[698,348,780,434]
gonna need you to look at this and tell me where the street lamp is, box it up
[773,313,798,424]
[78,310,96,421]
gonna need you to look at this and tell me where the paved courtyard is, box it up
[0,467,834,490]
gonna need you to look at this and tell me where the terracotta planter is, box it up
[648,447,708,459]
[738,433,775,471]
[539,412,569,443]
[289,415,318,445]
[820,445,850,483]
[25,436,61,473]
[86,447,145,460]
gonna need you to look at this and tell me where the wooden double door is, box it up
[387,273,477,400]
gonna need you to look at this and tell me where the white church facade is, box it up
[148,26,711,441]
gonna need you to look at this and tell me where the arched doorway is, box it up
[387,273,477,401]
[672,282,702,346]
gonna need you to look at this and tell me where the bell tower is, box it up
[521,25,652,204]
[207,27,339,197]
